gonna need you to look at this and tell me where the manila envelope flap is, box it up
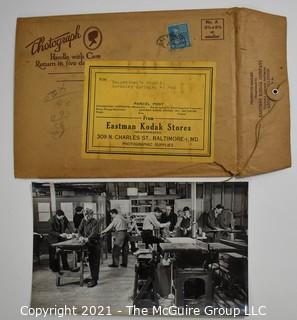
[235,9,291,176]
[14,8,291,178]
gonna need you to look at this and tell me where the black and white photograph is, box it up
[32,181,248,316]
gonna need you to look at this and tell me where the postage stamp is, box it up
[168,23,191,49]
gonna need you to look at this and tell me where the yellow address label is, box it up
[82,61,215,162]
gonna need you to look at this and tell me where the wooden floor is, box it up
[32,253,136,315]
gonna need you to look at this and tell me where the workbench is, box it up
[205,228,244,241]
[51,238,88,286]
[160,238,237,254]
[220,239,248,254]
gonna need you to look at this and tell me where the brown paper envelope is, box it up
[14,8,291,178]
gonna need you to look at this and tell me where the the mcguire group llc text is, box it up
[20,305,267,318]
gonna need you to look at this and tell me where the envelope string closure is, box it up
[219,79,287,181]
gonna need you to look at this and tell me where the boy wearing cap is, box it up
[180,206,192,237]
[78,208,101,288]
